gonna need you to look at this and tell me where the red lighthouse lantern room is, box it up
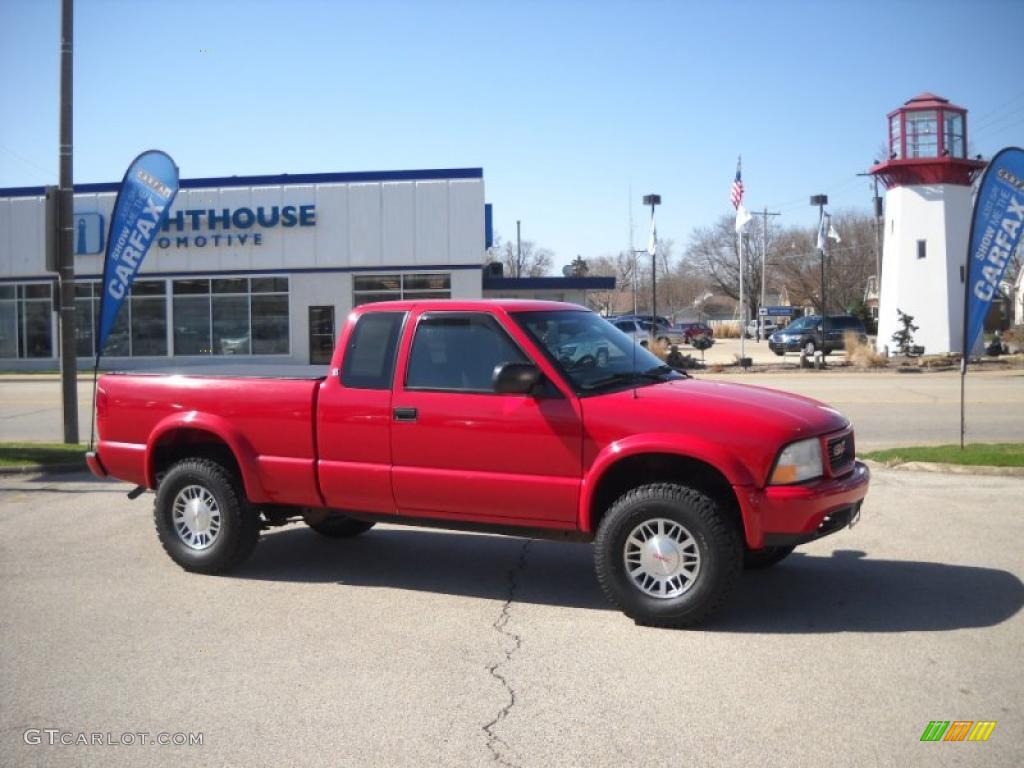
[870,92,986,188]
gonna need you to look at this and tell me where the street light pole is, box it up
[754,207,781,341]
[810,194,829,350]
[643,194,661,327]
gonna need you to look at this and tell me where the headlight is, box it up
[770,437,823,484]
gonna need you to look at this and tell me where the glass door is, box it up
[308,306,335,365]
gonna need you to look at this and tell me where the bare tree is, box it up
[586,251,637,316]
[683,214,766,318]
[769,210,877,314]
[486,234,553,278]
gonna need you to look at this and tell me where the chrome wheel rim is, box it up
[171,484,222,550]
[623,518,701,598]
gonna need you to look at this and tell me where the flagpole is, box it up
[738,230,745,365]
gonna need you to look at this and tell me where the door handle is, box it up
[393,407,418,422]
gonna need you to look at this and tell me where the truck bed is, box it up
[96,373,325,507]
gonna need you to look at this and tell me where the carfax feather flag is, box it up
[96,151,179,355]
[964,146,1024,353]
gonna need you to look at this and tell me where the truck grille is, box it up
[827,433,855,475]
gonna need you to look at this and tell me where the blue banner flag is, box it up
[964,147,1024,353]
[96,150,179,354]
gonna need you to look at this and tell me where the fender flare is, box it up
[145,412,267,502]
[578,433,756,534]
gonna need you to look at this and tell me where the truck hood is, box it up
[580,377,850,486]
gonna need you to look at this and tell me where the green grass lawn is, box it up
[862,443,1024,467]
[0,442,88,467]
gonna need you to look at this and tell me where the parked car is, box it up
[675,322,714,344]
[87,300,869,628]
[768,315,868,356]
[609,318,651,347]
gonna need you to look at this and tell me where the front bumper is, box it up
[737,461,870,549]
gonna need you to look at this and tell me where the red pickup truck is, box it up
[87,300,869,628]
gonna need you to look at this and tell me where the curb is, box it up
[0,462,88,477]
[860,458,1024,478]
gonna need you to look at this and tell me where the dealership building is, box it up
[0,167,611,369]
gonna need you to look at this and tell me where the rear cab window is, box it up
[341,311,406,389]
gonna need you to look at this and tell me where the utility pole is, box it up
[58,0,78,444]
[755,207,781,341]
[858,171,885,306]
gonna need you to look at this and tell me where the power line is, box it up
[0,144,53,177]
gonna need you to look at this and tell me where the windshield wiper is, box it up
[583,365,682,391]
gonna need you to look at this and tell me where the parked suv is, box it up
[768,315,868,356]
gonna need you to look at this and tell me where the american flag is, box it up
[730,156,744,209]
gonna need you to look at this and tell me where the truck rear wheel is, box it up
[303,511,376,538]
[594,483,741,628]
[154,458,259,574]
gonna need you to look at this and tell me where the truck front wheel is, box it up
[154,458,260,574]
[594,484,741,628]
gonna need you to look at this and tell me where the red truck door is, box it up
[317,311,407,514]
[390,311,582,527]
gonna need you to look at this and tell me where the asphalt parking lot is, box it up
[1,468,1021,767]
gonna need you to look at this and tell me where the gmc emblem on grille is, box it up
[831,442,846,459]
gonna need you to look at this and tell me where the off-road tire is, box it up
[594,483,742,628]
[304,513,376,538]
[802,340,816,356]
[743,545,795,570]
[153,458,259,574]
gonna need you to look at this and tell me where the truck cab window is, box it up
[406,313,527,392]
[341,311,405,389]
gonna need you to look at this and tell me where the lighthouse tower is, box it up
[870,93,986,355]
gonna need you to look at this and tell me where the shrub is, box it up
[716,323,742,339]
[844,332,887,369]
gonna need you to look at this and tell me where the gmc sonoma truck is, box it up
[87,300,869,628]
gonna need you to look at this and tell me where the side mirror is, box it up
[493,362,542,395]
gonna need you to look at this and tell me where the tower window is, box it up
[917,240,927,260]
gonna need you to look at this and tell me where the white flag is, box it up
[647,213,657,256]
[816,213,826,250]
[734,204,752,233]
[828,223,842,243]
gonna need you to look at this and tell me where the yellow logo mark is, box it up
[968,721,997,742]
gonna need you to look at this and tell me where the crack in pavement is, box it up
[483,539,531,768]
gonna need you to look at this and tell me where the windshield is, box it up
[512,310,682,394]
[786,315,818,331]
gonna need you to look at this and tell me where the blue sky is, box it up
[2,0,1023,271]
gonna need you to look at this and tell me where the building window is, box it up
[906,110,938,158]
[942,111,964,158]
[352,273,451,307]
[172,276,289,356]
[889,115,902,159]
[74,280,167,358]
[917,240,927,260]
[0,282,54,359]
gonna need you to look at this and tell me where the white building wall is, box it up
[0,172,487,368]
[876,184,974,355]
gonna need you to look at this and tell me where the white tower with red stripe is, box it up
[870,93,985,355]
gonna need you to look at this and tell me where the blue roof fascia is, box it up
[0,167,484,199]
